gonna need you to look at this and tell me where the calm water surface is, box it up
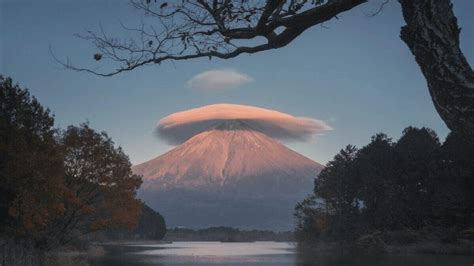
[87,241,295,265]
[79,241,472,266]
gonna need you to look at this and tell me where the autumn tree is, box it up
[0,77,144,249]
[41,124,143,248]
[99,202,166,240]
[60,0,474,140]
[0,76,66,241]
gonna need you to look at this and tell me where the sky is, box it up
[1,0,473,165]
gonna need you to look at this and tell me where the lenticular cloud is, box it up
[186,69,253,91]
[156,104,332,145]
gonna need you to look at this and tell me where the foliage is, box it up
[0,76,65,239]
[133,203,166,240]
[434,131,474,229]
[294,196,330,241]
[0,76,145,250]
[39,124,143,248]
[104,203,166,240]
[315,145,360,240]
[295,127,474,244]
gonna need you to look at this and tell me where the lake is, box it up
[69,241,473,266]
[84,241,295,265]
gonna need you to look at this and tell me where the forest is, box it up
[295,127,474,252]
[0,76,166,262]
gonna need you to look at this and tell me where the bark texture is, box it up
[400,0,474,138]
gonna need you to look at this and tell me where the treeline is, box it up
[100,203,166,241]
[295,127,474,245]
[0,76,164,252]
[164,226,293,242]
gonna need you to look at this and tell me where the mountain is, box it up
[133,120,324,230]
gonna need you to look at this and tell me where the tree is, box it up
[294,195,330,243]
[60,0,473,140]
[105,203,166,240]
[131,203,166,240]
[399,0,474,138]
[42,124,143,248]
[434,131,474,228]
[394,127,441,228]
[0,77,145,249]
[295,145,361,243]
[314,145,360,239]
[294,126,473,245]
[0,76,66,240]
[355,133,399,230]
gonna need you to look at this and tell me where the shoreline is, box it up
[297,239,474,256]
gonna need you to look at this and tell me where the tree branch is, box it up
[399,0,474,138]
[57,0,367,77]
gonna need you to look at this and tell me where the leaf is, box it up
[160,2,168,8]
[93,53,102,61]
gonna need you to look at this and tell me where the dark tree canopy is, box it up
[0,76,65,237]
[60,0,474,140]
[104,202,166,240]
[294,127,474,245]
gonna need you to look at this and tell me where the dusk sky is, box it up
[1,0,473,165]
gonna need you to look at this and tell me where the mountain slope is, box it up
[133,121,323,190]
[132,120,324,230]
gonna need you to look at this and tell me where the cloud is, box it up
[186,69,253,91]
[156,104,332,145]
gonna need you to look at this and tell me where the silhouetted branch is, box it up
[56,0,366,77]
[366,0,390,17]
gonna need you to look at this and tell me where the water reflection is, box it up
[133,241,294,256]
[64,241,473,266]
[89,241,295,265]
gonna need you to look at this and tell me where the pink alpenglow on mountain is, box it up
[133,104,329,230]
[134,121,323,190]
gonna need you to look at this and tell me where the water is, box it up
[87,241,296,265]
[69,241,472,266]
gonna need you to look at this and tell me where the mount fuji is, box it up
[133,120,323,230]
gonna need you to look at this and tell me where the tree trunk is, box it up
[399,0,474,139]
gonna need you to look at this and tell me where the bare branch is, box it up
[366,0,390,17]
[56,0,366,76]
